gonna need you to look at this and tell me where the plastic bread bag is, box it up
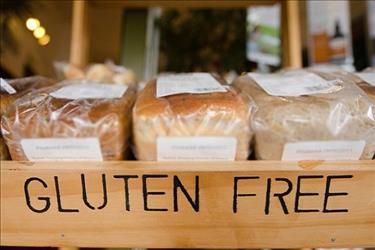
[303,68,375,102]
[232,70,375,160]
[1,76,56,115]
[0,136,9,160]
[132,73,256,161]
[54,61,136,86]
[1,80,137,161]
[350,72,375,101]
[1,76,56,160]
[313,69,375,102]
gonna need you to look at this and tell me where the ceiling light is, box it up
[26,18,40,31]
[38,35,50,46]
[33,26,46,39]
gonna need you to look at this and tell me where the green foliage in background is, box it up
[158,9,246,73]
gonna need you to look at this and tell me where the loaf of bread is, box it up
[1,81,136,161]
[1,76,56,160]
[233,71,375,160]
[133,78,254,161]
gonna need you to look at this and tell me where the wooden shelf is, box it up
[1,160,374,248]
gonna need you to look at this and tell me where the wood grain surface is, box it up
[1,160,374,248]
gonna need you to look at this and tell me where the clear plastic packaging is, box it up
[1,81,137,161]
[54,61,136,86]
[132,77,256,161]
[1,76,56,115]
[1,76,56,160]
[233,70,375,160]
[345,72,375,102]
[317,69,375,102]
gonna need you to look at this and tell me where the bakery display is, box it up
[1,81,136,161]
[2,71,374,162]
[233,71,375,160]
[132,75,255,161]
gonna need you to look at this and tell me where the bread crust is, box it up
[133,79,254,161]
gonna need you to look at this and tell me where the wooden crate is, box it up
[1,160,374,248]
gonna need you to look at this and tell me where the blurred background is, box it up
[1,0,374,82]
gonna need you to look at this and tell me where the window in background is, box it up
[246,4,281,72]
[157,9,247,75]
[121,9,148,80]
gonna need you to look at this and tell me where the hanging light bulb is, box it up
[33,26,46,39]
[38,35,50,46]
[26,18,40,31]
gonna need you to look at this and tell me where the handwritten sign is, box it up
[1,161,375,248]
[22,173,353,214]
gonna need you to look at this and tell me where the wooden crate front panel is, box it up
[1,161,374,248]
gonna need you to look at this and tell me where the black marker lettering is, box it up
[54,176,79,213]
[24,177,50,213]
[142,174,168,211]
[295,175,323,213]
[233,176,259,213]
[265,178,293,215]
[173,175,199,212]
[323,175,352,213]
[113,175,138,211]
[81,174,108,210]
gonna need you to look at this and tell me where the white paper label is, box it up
[21,137,103,161]
[248,72,340,96]
[0,78,16,94]
[156,73,227,98]
[157,137,237,161]
[355,73,375,86]
[50,82,127,99]
[281,140,366,161]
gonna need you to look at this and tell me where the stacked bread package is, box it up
[133,73,255,161]
[1,76,55,160]
[1,80,136,161]
[55,61,136,86]
[233,70,375,160]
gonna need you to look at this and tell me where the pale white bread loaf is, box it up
[132,79,255,161]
